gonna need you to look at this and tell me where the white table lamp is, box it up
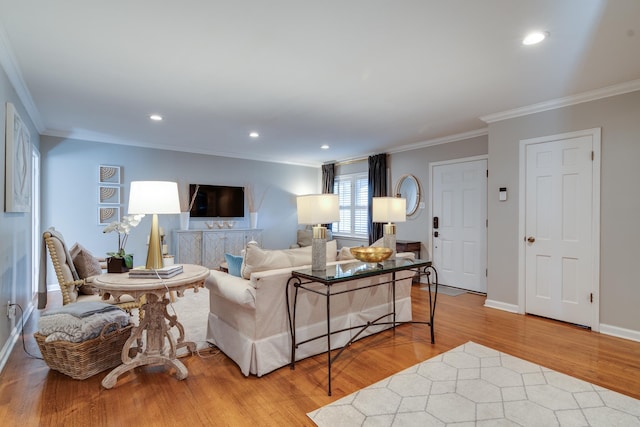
[297,194,339,271]
[128,181,181,269]
[372,197,406,255]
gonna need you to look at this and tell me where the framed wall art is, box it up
[98,206,120,225]
[5,102,31,212]
[98,165,121,184]
[98,185,120,204]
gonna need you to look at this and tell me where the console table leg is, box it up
[326,286,332,396]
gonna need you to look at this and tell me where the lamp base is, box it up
[311,225,327,271]
[146,214,164,269]
[383,223,397,259]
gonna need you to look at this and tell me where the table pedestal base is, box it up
[101,293,196,389]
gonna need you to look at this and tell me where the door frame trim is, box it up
[429,154,488,288]
[517,128,601,330]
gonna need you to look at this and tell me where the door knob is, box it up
[527,236,535,243]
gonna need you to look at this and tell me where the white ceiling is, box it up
[1,0,639,166]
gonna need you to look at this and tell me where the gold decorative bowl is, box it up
[350,247,393,263]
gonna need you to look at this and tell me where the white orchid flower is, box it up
[103,222,119,233]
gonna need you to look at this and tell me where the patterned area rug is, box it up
[308,341,640,426]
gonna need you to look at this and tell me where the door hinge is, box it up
[486,169,489,177]
[486,269,488,277]
[591,151,594,161]
[590,293,593,303]
[486,219,488,227]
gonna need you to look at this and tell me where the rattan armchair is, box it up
[42,229,139,312]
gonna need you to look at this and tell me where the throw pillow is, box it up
[224,253,243,277]
[69,243,101,295]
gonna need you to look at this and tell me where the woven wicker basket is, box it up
[35,322,133,380]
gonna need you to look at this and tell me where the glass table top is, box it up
[292,258,431,285]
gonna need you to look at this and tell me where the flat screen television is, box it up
[189,184,245,218]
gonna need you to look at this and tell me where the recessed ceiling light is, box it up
[249,132,259,138]
[522,31,548,45]
[149,114,163,121]
[321,144,330,150]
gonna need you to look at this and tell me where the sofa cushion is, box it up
[241,240,337,279]
[224,253,243,277]
[296,228,333,247]
[69,243,101,295]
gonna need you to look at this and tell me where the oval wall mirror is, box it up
[395,174,421,217]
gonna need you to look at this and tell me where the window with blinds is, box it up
[332,172,368,237]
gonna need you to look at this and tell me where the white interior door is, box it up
[524,133,597,327]
[432,158,487,293]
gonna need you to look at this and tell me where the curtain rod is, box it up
[331,153,388,166]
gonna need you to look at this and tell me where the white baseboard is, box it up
[599,323,640,343]
[0,302,34,374]
[484,299,519,313]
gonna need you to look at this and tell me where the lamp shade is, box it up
[128,181,181,215]
[297,194,339,225]
[372,197,406,223]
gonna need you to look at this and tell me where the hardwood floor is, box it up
[1,286,638,426]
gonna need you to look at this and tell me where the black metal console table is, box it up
[286,258,438,395]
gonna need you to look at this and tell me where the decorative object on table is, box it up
[179,183,199,230]
[394,174,421,217]
[128,264,183,279]
[4,102,31,213]
[246,184,268,229]
[372,196,406,257]
[128,181,181,269]
[349,246,393,264]
[296,194,340,271]
[102,214,144,272]
[162,254,175,266]
[205,221,215,229]
[224,220,236,228]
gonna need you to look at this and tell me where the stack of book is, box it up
[128,264,184,279]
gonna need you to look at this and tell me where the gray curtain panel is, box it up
[368,153,387,244]
[322,163,335,230]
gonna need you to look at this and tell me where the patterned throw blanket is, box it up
[38,302,130,343]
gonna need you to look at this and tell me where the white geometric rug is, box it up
[308,341,640,426]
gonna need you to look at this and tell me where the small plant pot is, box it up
[107,256,132,273]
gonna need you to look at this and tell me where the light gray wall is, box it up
[389,136,489,260]
[40,136,319,285]
[487,90,640,332]
[0,64,40,365]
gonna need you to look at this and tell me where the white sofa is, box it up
[205,242,416,377]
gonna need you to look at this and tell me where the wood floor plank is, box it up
[1,286,638,426]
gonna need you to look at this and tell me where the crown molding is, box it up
[388,127,489,154]
[480,79,640,124]
[0,25,45,132]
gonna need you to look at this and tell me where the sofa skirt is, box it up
[206,296,412,377]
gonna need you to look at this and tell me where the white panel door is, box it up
[525,135,594,326]
[432,159,487,292]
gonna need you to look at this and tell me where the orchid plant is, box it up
[102,214,145,267]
